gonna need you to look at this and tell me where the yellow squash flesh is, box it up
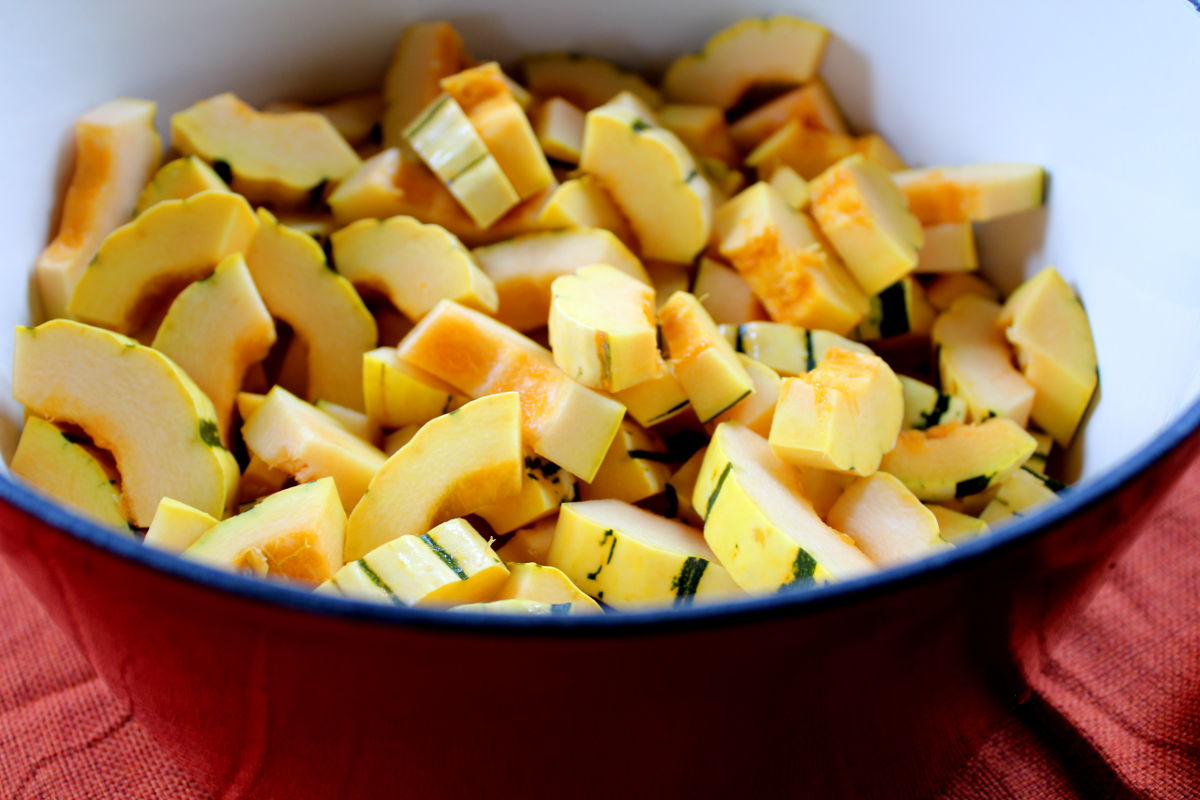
[12,320,238,525]
[36,99,162,321]
[397,301,625,481]
[345,392,524,561]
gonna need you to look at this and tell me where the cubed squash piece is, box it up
[537,176,634,246]
[663,16,829,108]
[136,155,229,215]
[171,93,361,206]
[767,166,811,211]
[659,291,755,424]
[382,424,422,457]
[1025,432,1054,473]
[152,254,276,442]
[10,416,131,532]
[693,257,767,325]
[362,347,464,430]
[522,52,662,111]
[769,348,903,476]
[380,21,473,147]
[714,182,868,334]
[796,467,852,520]
[345,393,524,560]
[580,102,712,263]
[997,267,1098,446]
[879,419,1037,502]
[496,516,558,565]
[926,272,1000,312]
[827,472,946,567]
[580,420,672,504]
[854,276,935,341]
[533,97,586,164]
[657,104,739,165]
[69,191,258,334]
[472,228,649,331]
[397,301,625,481]
[810,154,924,295]
[979,467,1062,525]
[36,99,162,321]
[442,62,554,200]
[708,354,781,437]
[242,387,387,512]
[184,477,345,584]
[246,208,377,410]
[332,215,498,320]
[144,497,218,553]
[328,518,507,606]
[914,222,978,274]
[238,454,290,505]
[899,376,967,431]
[893,164,1045,225]
[724,322,870,377]
[695,422,874,592]
[927,504,989,545]
[549,264,662,392]
[13,321,238,525]
[611,364,692,427]
[698,157,746,201]
[548,500,741,609]
[496,562,602,613]
[728,80,848,150]
[745,121,858,181]
[933,294,1035,426]
[477,454,576,535]
[404,94,520,228]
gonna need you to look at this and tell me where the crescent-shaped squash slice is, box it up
[496,562,602,613]
[580,102,712,263]
[331,215,498,320]
[522,52,662,111]
[245,208,377,410]
[36,98,162,321]
[69,190,258,334]
[185,477,345,585]
[662,16,829,108]
[879,419,1038,503]
[171,93,361,207]
[345,392,524,561]
[658,291,755,425]
[10,415,131,533]
[827,472,946,567]
[152,254,276,443]
[12,320,238,525]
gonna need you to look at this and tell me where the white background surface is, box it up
[0,0,1197,480]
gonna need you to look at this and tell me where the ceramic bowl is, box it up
[2,1,1198,797]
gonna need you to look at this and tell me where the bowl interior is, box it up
[2,0,1198,496]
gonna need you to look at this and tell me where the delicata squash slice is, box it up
[11,15,1097,613]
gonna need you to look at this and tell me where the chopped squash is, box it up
[136,155,228,214]
[495,562,602,613]
[549,264,661,392]
[331,215,498,319]
[477,454,576,534]
[361,347,464,430]
[36,99,162,321]
[537,176,634,245]
[893,164,1045,225]
[879,419,1037,502]
[523,52,662,110]
[533,97,586,163]
[914,222,978,273]
[380,21,473,147]
[729,80,848,150]
[548,499,741,608]
[827,472,946,566]
[657,104,739,165]
[663,16,829,108]
[769,348,903,476]
[144,497,218,553]
[172,93,360,206]
[693,257,768,325]
[659,291,755,424]
[580,420,671,504]
[70,191,258,334]
[345,393,523,560]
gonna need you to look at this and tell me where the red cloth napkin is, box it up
[3,457,1199,799]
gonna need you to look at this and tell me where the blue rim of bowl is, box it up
[3,395,1199,638]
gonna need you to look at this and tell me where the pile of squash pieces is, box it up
[9,16,1097,614]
